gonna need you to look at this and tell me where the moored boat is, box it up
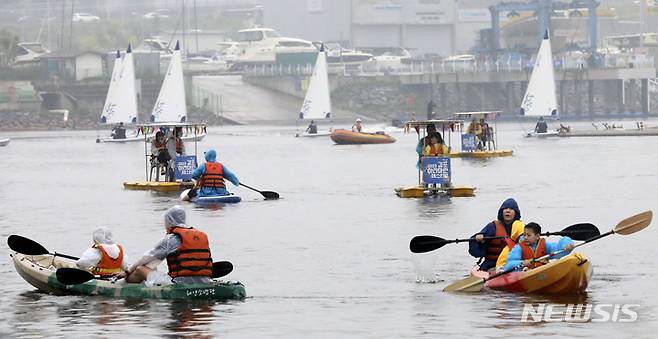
[330,129,395,145]
[470,253,592,294]
[558,128,658,137]
[11,252,246,300]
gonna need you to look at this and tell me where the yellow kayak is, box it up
[482,253,592,294]
[123,181,195,192]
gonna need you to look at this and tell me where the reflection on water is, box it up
[165,300,216,339]
[2,124,658,337]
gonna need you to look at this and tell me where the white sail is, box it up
[115,47,138,123]
[520,30,558,117]
[100,51,122,123]
[151,41,187,123]
[100,47,138,124]
[298,46,331,120]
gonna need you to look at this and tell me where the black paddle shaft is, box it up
[7,235,80,260]
[239,183,280,200]
[409,223,599,253]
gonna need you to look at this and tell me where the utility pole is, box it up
[182,0,186,58]
[60,0,66,52]
[47,0,51,49]
[639,0,646,48]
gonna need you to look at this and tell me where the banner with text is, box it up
[422,156,451,185]
[461,133,477,151]
[175,156,198,180]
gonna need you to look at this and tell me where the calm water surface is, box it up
[1,122,657,338]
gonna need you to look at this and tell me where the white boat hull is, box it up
[525,131,560,138]
[0,138,10,146]
[96,135,144,143]
[180,132,206,141]
[295,132,331,138]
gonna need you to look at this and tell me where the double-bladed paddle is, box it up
[409,223,599,253]
[240,183,279,200]
[7,234,80,260]
[443,210,653,293]
[56,261,234,285]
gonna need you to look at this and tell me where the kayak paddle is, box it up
[56,261,235,285]
[240,183,279,200]
[443,210,652,292]
[7,235,80,261]
[409,223,599,253]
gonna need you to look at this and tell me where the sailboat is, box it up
[521,30,560,138]
[296,43,332,138]
[97,45,141,143]
[150,41,206,141]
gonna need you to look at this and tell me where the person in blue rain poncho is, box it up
[501,222,575,272]
[187,149,239,199]
[469,198,525,272]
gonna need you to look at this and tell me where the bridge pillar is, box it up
[559,80,566,115]
[618,79,625,113]
[641,79,649,114]
[575,79,582,115]
[588,80,594,115]
[439,83,446,113]
[506,82,514,114]
[455,81,462,112]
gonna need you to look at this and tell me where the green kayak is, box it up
[11,252,246,300]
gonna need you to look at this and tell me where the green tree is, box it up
[0,29,20,67]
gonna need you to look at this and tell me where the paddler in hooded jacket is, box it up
[187,149,240,199]
[469,198,525,272]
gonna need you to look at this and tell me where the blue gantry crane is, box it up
[489,0,600,52]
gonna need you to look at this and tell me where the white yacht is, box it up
[229,28,316,65]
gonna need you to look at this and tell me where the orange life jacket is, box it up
[520,238,547,269]
[198,162,226,188]
[90,244,124,276]
[166,227,213,278]
[484,220,517,261]
[426,143,447,156]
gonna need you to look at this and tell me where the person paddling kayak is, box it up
[187,148,240,199]
[115,205,214,285]
[501,222,575,272]
[469,198,525,272]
